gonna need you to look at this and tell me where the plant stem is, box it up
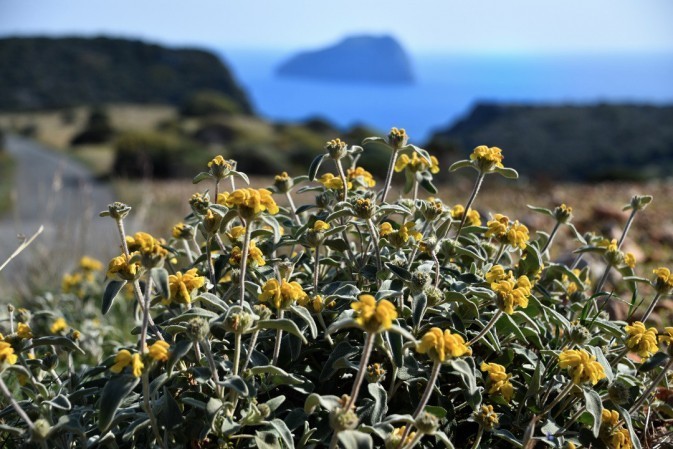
[432,252,441,288]
[201,339,223,399]
[381,150,399,203]
[0,374,34,431]
[541,221,561,255]
[397,361,443,449]
[285,191,301,225]
[540,381,575,417]
[116,218,130,256]
[239,220,252,307]
[470,426,484,449]
[618,208,638,249]
[232,333,242,377]
[468,310,503,346]
[241,331,259,373]
[139,277,154,353]
[594,262,613,296]
[629,357,673,414]
[142,369,167,449]
[336,159,349,202]
[641,292,662,323]
[454,172,485,242]
[272,310,285,366]
[412,179,419,202]
[345,333,375,410]
[492,242,507,265]
[182,239,193,264]
[366,219,382,274]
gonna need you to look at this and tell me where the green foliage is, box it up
[70,107,115,145]
[1,130,670,449]
[180,90,243,117]
[0,36,252,113]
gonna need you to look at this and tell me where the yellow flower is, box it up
[167,268,206,305]
[259,279,308,310]
[558,349,606,385]
[208,155,231,169]
[485,214,509,238]
[110,349,132,374]
[601,410,632,449]
[624,253,636,269]
[653,267,673,293]
[347,166,376,187]
[351,294,398,333]
[106,252,142,281]
[229,240,265,267]
[62,272,83,294]
[394,152,440,174]
[126,232,168,259]
[470,145,504,171]
[226,225,246,242]
[506,221,529,249]
[131,353,144,377]
[0,342,17,365]
[492,275,532,315]
[451,204,482,226]
[390,426,416,447]
[485,265,508,283]
[148,341,170,362]
[398,222,422,243]
[224,188,279,218]
[658,327,673,345]
[313,220,330,232]
[379,222,394,237]
[416,327,471,363]
[79,256,103,272]
[17,323,33,339]
[624,321,659,359]
[481,362,514,402]
[319,173,352,190]
[51,317,68,334]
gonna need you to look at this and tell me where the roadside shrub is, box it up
[180,90,243,117]
[71,107,115,145]
[1,129,671,449]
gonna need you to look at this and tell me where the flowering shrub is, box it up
[0,128,672,449]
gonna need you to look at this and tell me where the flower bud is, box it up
[387,127,409,150]
[568,324,592,346]
[553,204,573,223]
[325,138,348,160]
[316,191,337,210]
[202,209,223,236]
[253,304,273,321]
[189,193,211,216]
[410,270,432,295]
[186,317,210,342]
[42,352,58,371]
[224,311,254,334]
[14,308,30,323]
[329,399,359,432]
[424,285,444,307]
[352,198,375,220]
[32,419,51,440]
[102,202,132,220]
[274,172,294,193]
[629,195,652,211]
[475,405,499,431]
[414,411,439,435]
[366,363,386,383]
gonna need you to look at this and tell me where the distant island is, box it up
[0,36,252,112]
[276,35,415,84]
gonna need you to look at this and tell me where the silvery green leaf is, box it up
[232,170,250,184]
[98,374,140,432]
[150,267,169,300]
[304,393,342,414]
[448,159,473,172]
[102,280,126,315]
[254,319,308,344]
[527,205,554,217]
[290,305,318,339]
[583,388,603,437]
[494,166,519,179]
[308,154,325,181]
[192,171,212,184]
[338,430,373,449]
[567,223,586,244]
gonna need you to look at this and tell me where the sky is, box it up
[1,0,672,54]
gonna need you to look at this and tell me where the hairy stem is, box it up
[381,150,399,203]
[239,220,252,307]
[272,310,285,366]
[0,374,34,431]
[241,331,259,373]
[468,310,503,346]
[142,369,167,449]
[454,172,485,242]
[629,357,673,414]
[345,332,375,410]
[285,191,302,225]
[641,292,662,323]
[541,221,561,255]
[336,159,349,202]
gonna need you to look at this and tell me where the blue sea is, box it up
[218,49,673,141]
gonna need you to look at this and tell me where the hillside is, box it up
[428,103,673,181]
[276,35,414,84]
[0,36,252,113]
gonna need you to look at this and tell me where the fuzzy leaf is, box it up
[308,154,325,181]
[583,388,603,437]
[98,374,140,432]
[253,319,308,344]
[150,267,170,300]
[192,171,212,184]
[102,280,126,315]
[338,430,373,449]
[448,159,474,172]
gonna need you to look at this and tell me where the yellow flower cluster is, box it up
[51,317,68,334]
[17,323,33,339]
[259,279,308,310]
[485,214,529,249]
[624,321,658,359]
[126,232,168,259]
[470,145,504,171]
[229,240,266,267]
[600,409,632,449]
[313,220,330,232]
[416,327,472,363]
[208,155,233,170]
[659,327,673,345]
[351,294,398,333]
[491,275,532,315]
[79,256,103,273]
[319,173,352,190]
[379,222,422,248]
[110,349,144,377]
[148,341,170,362]
[558,349,606,385]
[481,362,514,402]
[653,267,673,293]
[476,404,499,430]
[166,269,206,305]
[394,152,440,174]
[107,252,142,281]
[0,341,17,365]
[451,204,482,226]
[623,252,636,269]
[347,166,376,188]
[221,188,279,218]
[297,294,331,313]
[390,426,416,448]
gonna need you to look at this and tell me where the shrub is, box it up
[180,90,244,117]
[1,129,671,449]
[71,107,115,145]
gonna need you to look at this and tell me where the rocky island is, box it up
[276,35,415,84]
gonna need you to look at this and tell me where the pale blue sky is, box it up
[1,0,672,54]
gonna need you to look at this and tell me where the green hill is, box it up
[0,36,252,113]
[427,103,673,181]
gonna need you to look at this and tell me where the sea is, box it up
[217,49,673,141]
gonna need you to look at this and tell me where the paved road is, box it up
[0,135,118,291]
